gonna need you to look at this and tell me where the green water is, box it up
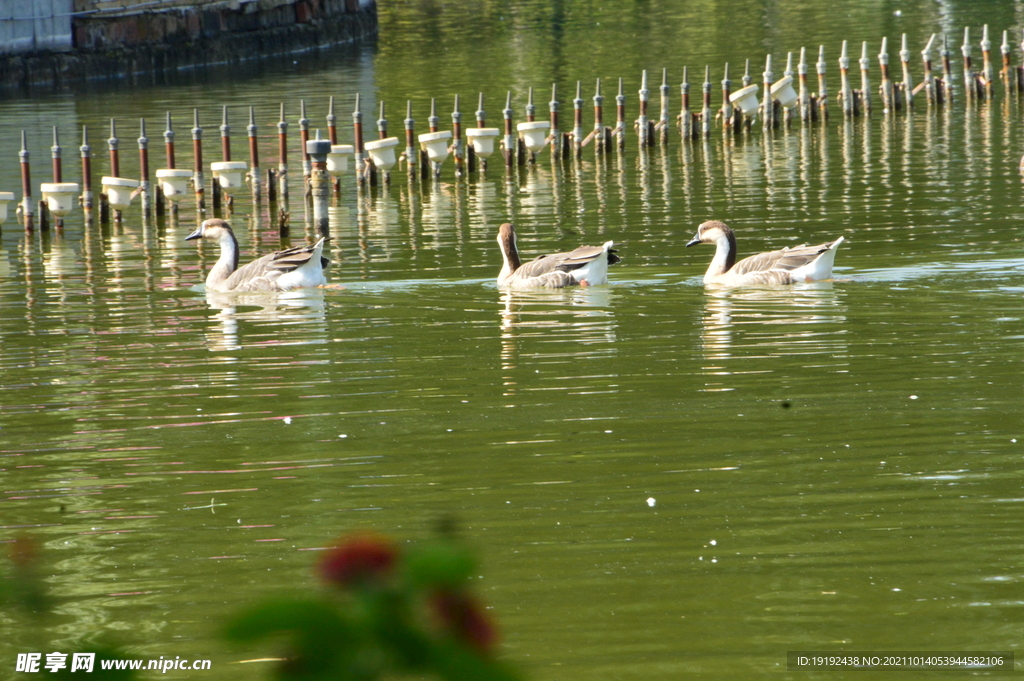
[3,1,1024,678]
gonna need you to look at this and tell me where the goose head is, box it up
[497,222,521,271]
[686,220,735,248]
[186,218,233,242]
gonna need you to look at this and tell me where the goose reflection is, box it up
[498,288,616,398]
[699,285,848,392]
[201,289,328,352]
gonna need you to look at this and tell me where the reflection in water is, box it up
[498,288,617,398]
[698,284,848,392]
[201,289,328,352]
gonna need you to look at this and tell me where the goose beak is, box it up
[686,234,701,248]
[185,227,203,241]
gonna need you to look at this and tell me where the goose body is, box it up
[496,222,620,289]
[686,220,843,286]
[186,219,330,292]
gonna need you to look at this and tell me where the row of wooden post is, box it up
[13,27,1024,234]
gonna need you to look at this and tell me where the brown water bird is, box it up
[496,222,620,289]
[686,220,844,286]
[186,218,329,292]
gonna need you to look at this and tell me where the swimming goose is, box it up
[686,220,844,286]
[186,218,330,292]
[496,222,620,289]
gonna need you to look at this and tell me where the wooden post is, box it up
[615,78,626,151]
[19,131,33,231]
[453,95,464,177]
[592,79,606,153]
[701,66,712,136]
[658,68,670,145]
[762,55,775,129]
[679,67,692,139]
[427,97,441,176]
[375,100,387,186]
[879,38,893,113]
[405,100,418,179]
[470,93,485,171]
[307,132,331,238]
[50,126,62,183]
[299,99,311,189]
[721,62,734,133]
[816,46,829,121]
[859,41,872,114]
[572,81,584,158]
[981,24,994,99]
[274,104,288,213]
[161,112,175,218]
[941,33,954,103]
[248,106,260,202]
[192,109,205,216]
[502,91,514,167]
[1000,30,1015,94]
[108,119,121,223]
[961,28,975,101]
[839,41,853,117]
[637,69,649,147]
[327,95,341,199]
[900,34,914,109]
[353,94,367,185]
[798,48,811,122]
[80,126,93,218]
[138,118,151,220]
[922,34,937,105]
[546,84,559,158]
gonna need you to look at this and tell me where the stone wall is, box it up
[0,0,376,90]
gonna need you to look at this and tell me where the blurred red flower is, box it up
[430,589,498,654]
[319,533,397,587]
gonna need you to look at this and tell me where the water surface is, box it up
[3,1,1024,678]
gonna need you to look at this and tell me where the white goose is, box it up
[186,219,330,292]
[496,222,620,289]
[686,220,844,286]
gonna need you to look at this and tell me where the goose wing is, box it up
[222,239,329,292]
[731,241,836,276]
[516,243,619,278]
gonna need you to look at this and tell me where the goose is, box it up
[185,218,330,292]
[686,220,844,286]
[496,222,620,289]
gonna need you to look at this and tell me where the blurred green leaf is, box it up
[403,542,476,589]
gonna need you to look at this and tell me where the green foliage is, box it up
[223,533,522,681]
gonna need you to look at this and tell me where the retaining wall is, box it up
[0,0,377,90]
